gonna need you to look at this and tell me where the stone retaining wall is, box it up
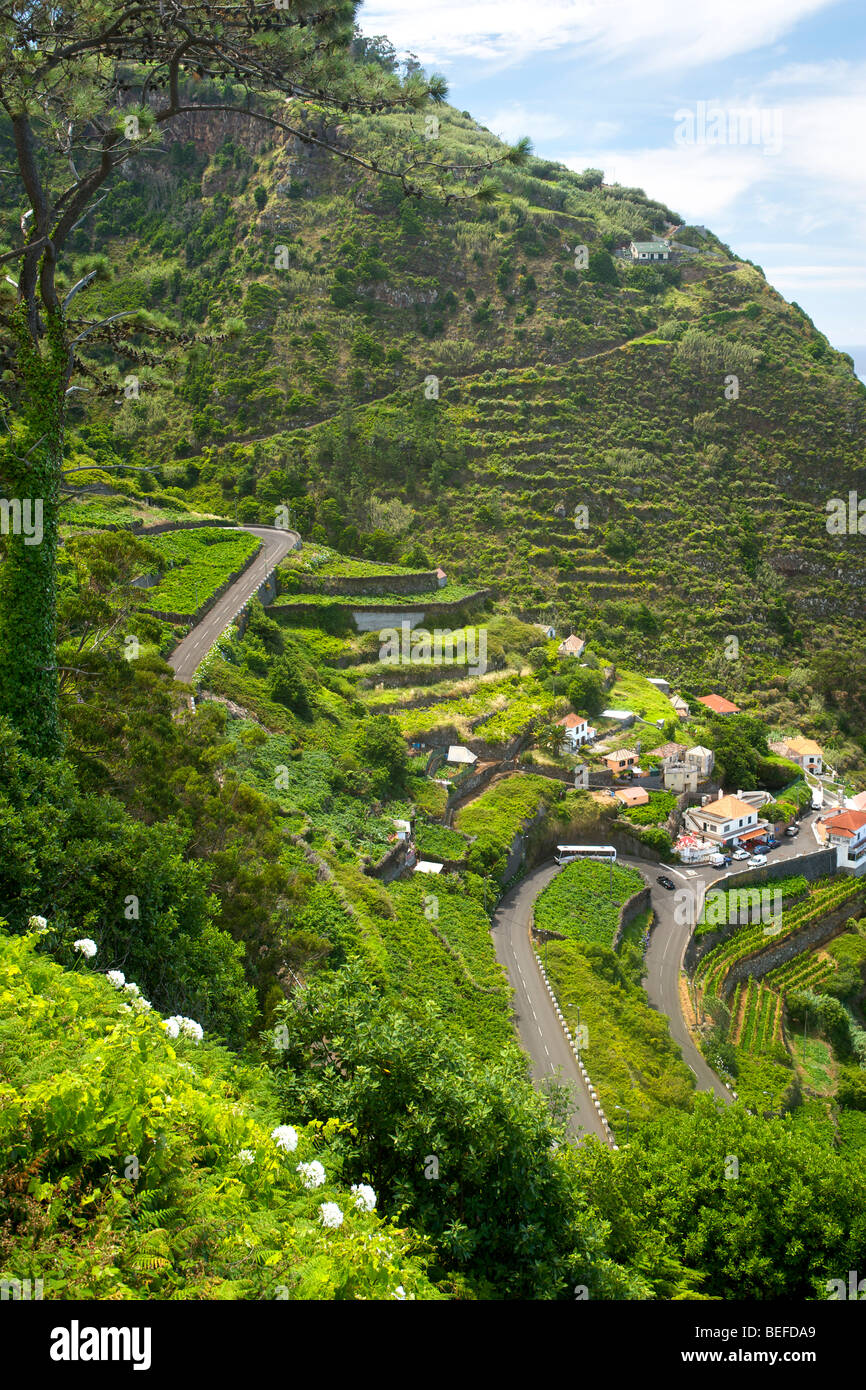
[612,885,653,949]
[363,840,409,883]
[265,591,491,630]
[291,570,440,597]
[138,517,237,535]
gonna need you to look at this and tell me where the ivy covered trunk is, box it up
[0,309,67,758]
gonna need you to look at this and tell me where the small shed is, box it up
[615,786,650,807]
[446,745,477,765]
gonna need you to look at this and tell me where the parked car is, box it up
[656,875,676,891]
[749,854,768,867]
[765,839,780,851]
[784,825,800,838]
[732,848,750,861]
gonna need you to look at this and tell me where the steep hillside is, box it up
[33,91,866,755]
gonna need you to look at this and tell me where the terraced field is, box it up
[145,526,262,618]
[694,876,863,1001]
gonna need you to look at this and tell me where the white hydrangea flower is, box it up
[179,1017,203,1043]
[28,915,48,933]
[73,938,97,959]
[237,1149,255,1165]
[131,997,152,1014]
[105,970,126,989]
[392,1285,408,1300]
[296,1160,326,1190]
[319,1202,343,1229]
[271,1125,298,1153]
[350,1183,376,1213]
[123,981,141,998]
[163,1017,180,1039]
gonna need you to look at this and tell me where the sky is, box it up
[359,0,866,373]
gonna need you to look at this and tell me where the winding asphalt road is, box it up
[492,816,828,1138]
[492,863,609,1144]
[167,524,300,684]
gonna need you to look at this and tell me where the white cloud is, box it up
[478,103,621,145]
[477,103,571,143]
[561,144,768,221]
[359,0,839,73]
[762,266,866,291]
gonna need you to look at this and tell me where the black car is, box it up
[656,875,676,891]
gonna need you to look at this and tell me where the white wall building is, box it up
[684,794,766,846]
[556,713,595,750]
[685,745,714,778]
[823,810,866,873]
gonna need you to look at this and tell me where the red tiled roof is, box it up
[824,810,866,838]
[697,694,740,714]
[557,713,586,728]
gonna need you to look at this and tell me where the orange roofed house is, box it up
[696,693,741,716]
[684,793,767,847]
[604,748,639,773]
[823,810,866,873]
[769,736,823,775]
[556,712,595,750]
[615,786,650,808]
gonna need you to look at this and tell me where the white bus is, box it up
[554,844,617,866]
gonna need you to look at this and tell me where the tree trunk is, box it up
[0,310,66,758]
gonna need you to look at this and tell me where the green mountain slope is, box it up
[33,93,866,744]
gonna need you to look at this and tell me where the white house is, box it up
[783,737,823,775]
[823,810,866,873]
[664,762,698,793]
[629,240,671,263]
[557,633,585,658]
[684,793,767,847]
[647,677,671,695]
[556,712,595,750]
[685,745,715,778]
[670,695,690,720]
